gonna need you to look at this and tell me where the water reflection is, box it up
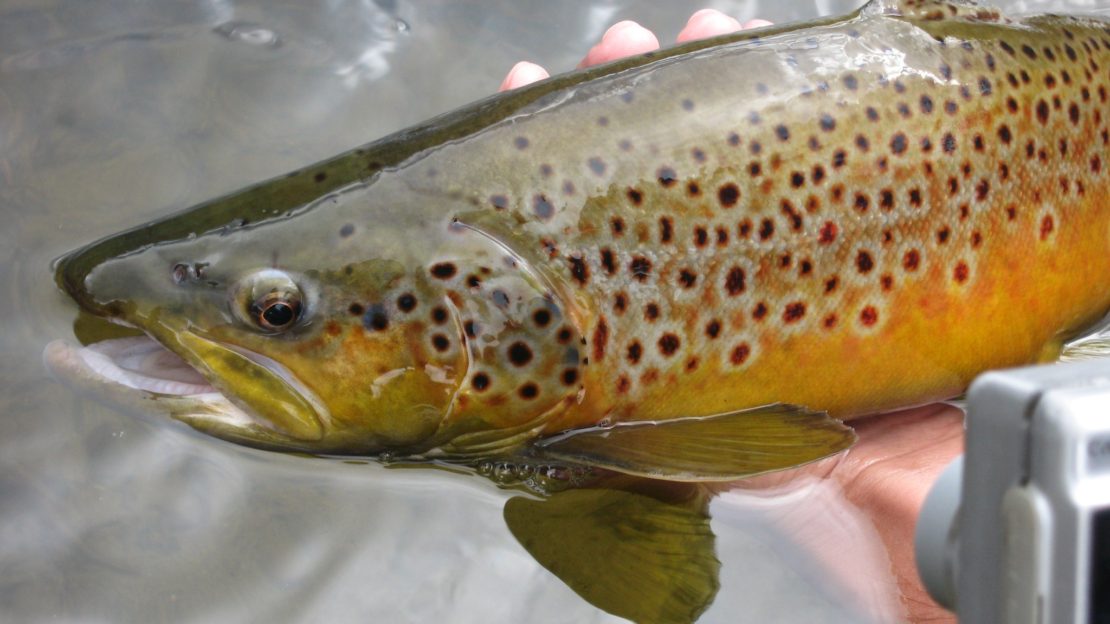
[0,0,1095,622]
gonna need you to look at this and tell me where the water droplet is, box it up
[493,462,515,482]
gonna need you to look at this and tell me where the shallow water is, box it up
[0,0,1101,622]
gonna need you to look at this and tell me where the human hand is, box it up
[498,9,773,92]
[496,10,963,623]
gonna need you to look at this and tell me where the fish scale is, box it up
[394,3,1110,433]
[52,0,1110,464]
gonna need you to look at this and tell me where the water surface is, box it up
[0,0,1098,621]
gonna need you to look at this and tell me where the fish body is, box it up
[51,0,1110,476]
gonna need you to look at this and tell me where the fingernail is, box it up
[499,61,549,91]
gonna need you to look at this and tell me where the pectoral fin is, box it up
[1060,329,1110,362]
[532,404,855,482]
[504,488,718,624]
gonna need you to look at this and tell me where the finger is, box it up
[499,61,550,92]
[676,8,744,43]
[742,18,774,29]
[578,20,660,69]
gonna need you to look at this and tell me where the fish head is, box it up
[50,171,584,457]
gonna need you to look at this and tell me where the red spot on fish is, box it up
[903,250,921,271]
[1040,215,1055,240]
[860,306,878,326]
[730,343,751,365]
[954,262,970,283]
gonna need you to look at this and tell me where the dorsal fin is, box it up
[864,0,1008,23]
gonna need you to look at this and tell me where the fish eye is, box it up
[250,293,302,331]
[233,269,306,333]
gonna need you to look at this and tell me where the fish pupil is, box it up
[262,302,296,328]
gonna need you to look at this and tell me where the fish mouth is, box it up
[44,334,330,450]
[50,336,217,396]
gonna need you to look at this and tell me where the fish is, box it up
[48,0,1110,485]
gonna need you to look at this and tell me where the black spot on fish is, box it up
[533,194,554,220]
[508,342,533,367]
[514,136,529,150]
[657,166,678,187]
[600,248,616,274]
[783,302,806,323]
[363,304,389,331]
[430,263,457,279]
[339,224,355,238]
[471,373,490,391]
[315,171,328,183]
[705,320,721,339]
[718,183,740,208]
[568,255,589,286]
[519,383,539,400]
[856,250,874,273]
[725,266,746,296]
[397,293,417,312]
[759,218,775,240]
[563,368,579,385]
[891,133,908,154]
[533,309,552,327]
[627,341,643,364]
[588,157,606,176]
[658,334,680,357]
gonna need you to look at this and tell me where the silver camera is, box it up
[916,358,1110,623]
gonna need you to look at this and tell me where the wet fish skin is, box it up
[53,0,1110,466]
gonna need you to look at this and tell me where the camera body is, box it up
[916,359,1110,623]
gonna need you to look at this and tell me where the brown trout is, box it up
[48,0,1110,481]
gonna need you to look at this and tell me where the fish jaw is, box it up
[42,337,324,451]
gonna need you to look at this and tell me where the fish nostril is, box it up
[172,262,209,285]
[172,264,190,284]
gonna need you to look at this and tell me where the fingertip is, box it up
[677,8,743,43]
[578,20,660,68]
[499,61,550,91]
